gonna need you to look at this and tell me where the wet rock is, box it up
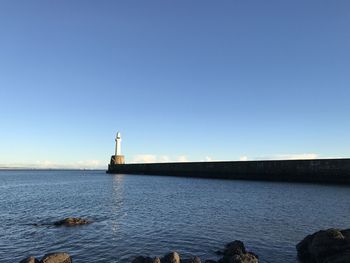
[229,253,258,263]
[162,252,180,263]
[182,256,201,263]
[40,252,72,263]
[296,232,315,262]
[151,257,161,263]
[224,241,246,257]
[309,229,346,260]
[53,217,90,226]
[218,241,258,263]
[19,256,39,263]
[341,229,350,239]
[296,228,350,263]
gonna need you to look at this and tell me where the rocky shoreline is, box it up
[20,253,71,263]
[19,241,258,263]
[19,221,350,263]
[131,240,258,263]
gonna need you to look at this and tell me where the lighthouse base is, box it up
[110,155,125,165]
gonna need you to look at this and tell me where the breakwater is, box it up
[107,158,350,184]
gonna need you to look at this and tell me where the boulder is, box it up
[40,252,72,263]
[162,252,180,263]
[296,232,315,262]
[296,228,350,263]
[151,257,161,263]
[19,256,39,263]
[54,217,90,226]
[341,229,350,239]
[182,256,201,263]
[323,251,350,263]
[224,241,246,257]
[218,241,258,263]
[229,253,258,263]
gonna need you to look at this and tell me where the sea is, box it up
[0,170,349,263]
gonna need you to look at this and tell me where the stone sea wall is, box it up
[107,158,350,184]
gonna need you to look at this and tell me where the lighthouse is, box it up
[111,131,125,165]
[115,132,121,156]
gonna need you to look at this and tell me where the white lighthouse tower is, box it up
[115,132,121,156]
[111,131,125,165]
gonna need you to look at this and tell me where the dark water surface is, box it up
[1,170,349,263]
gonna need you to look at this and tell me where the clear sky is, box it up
[0,1,349,169]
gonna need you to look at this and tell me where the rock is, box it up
[40,252,72,263]
[229,253,258,263]
[296,232,315,262]
[341,229,350,239]
[151,257,161,263]
[219,253,258,263]
[323,251,350,263]
[296,228,350,263]
[162,252,180,263]
[19,256,39,263]
[204,260,217,263]
[182,256,201,263]
[224,241,246,257]
[53,217,90,226]
[309,229,346,260]
[218,241,258,263]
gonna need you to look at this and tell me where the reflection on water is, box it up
[0,170,350,263]
[111,174,124,233]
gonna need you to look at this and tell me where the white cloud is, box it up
[253,153,320,161]
[35,160,56,168]
[132,154,158,163]
[74,160,102,169]
[38,160,103,169]
[204,156,212,161]
[0,160,105,169]
[239,156,248,161]
[130,154,189,163]
[159,155,171,162]
[199,156,231,162]
[275,153,319,160]
[177,155,188,162]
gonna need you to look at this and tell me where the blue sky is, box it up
[0,1,349,168]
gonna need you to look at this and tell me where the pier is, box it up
[107,158,350,184]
